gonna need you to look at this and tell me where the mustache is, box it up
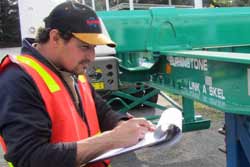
[79,60,91,64]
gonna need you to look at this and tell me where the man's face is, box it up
[57,37,96,75]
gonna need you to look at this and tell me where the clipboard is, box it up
[89,108,182,163]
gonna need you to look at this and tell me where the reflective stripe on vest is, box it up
[0,55,110,167]
[7,162,14,167]
[16,55,60,93]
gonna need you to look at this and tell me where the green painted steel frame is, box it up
[156,50,250,115]
[97,7,250,132]
[98,7,250,53]
[182,97,210,132]
[107,88,165,113]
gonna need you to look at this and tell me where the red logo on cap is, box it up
[86,17,100,27]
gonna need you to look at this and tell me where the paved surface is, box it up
[110,97,226,167]
[111,120,226,167]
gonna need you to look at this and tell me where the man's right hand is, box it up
[76,118,155,166]
[110,118,155,148]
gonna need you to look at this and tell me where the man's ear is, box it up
[49,29,61,46]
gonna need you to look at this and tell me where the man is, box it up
[0,2,154,167]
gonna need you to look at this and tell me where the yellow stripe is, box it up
[16,56,60,93]
[94,131,101,136]
[8,162,14,167]
[78,75,86,83]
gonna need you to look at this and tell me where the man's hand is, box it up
[110,118,156,148]
[76,118,155,166]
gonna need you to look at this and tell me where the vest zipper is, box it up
[58,73,91,137]
[57,71,91,138]
[73,76,91,137]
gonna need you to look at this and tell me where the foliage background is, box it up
[0,0,21,47]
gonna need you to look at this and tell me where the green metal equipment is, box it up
[94,7,250,167]
[95,7,250,130]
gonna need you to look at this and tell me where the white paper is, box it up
[90,108,182,163]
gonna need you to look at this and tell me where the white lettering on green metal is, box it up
[208,86,225,100]
[202,85,225,100]
[167,56,208,71]
[189,81,200,94]
[203,84,207,94]
[187,80,225,100]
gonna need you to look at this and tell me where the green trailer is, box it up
[91,7,250,167]
[94,7,250,131]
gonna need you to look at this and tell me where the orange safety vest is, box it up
[0,55,110,167]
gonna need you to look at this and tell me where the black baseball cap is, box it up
[44,1,116,47]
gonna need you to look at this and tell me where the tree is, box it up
[0,0,21,48]
[233,0,250,6]
[206,0,250,6]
